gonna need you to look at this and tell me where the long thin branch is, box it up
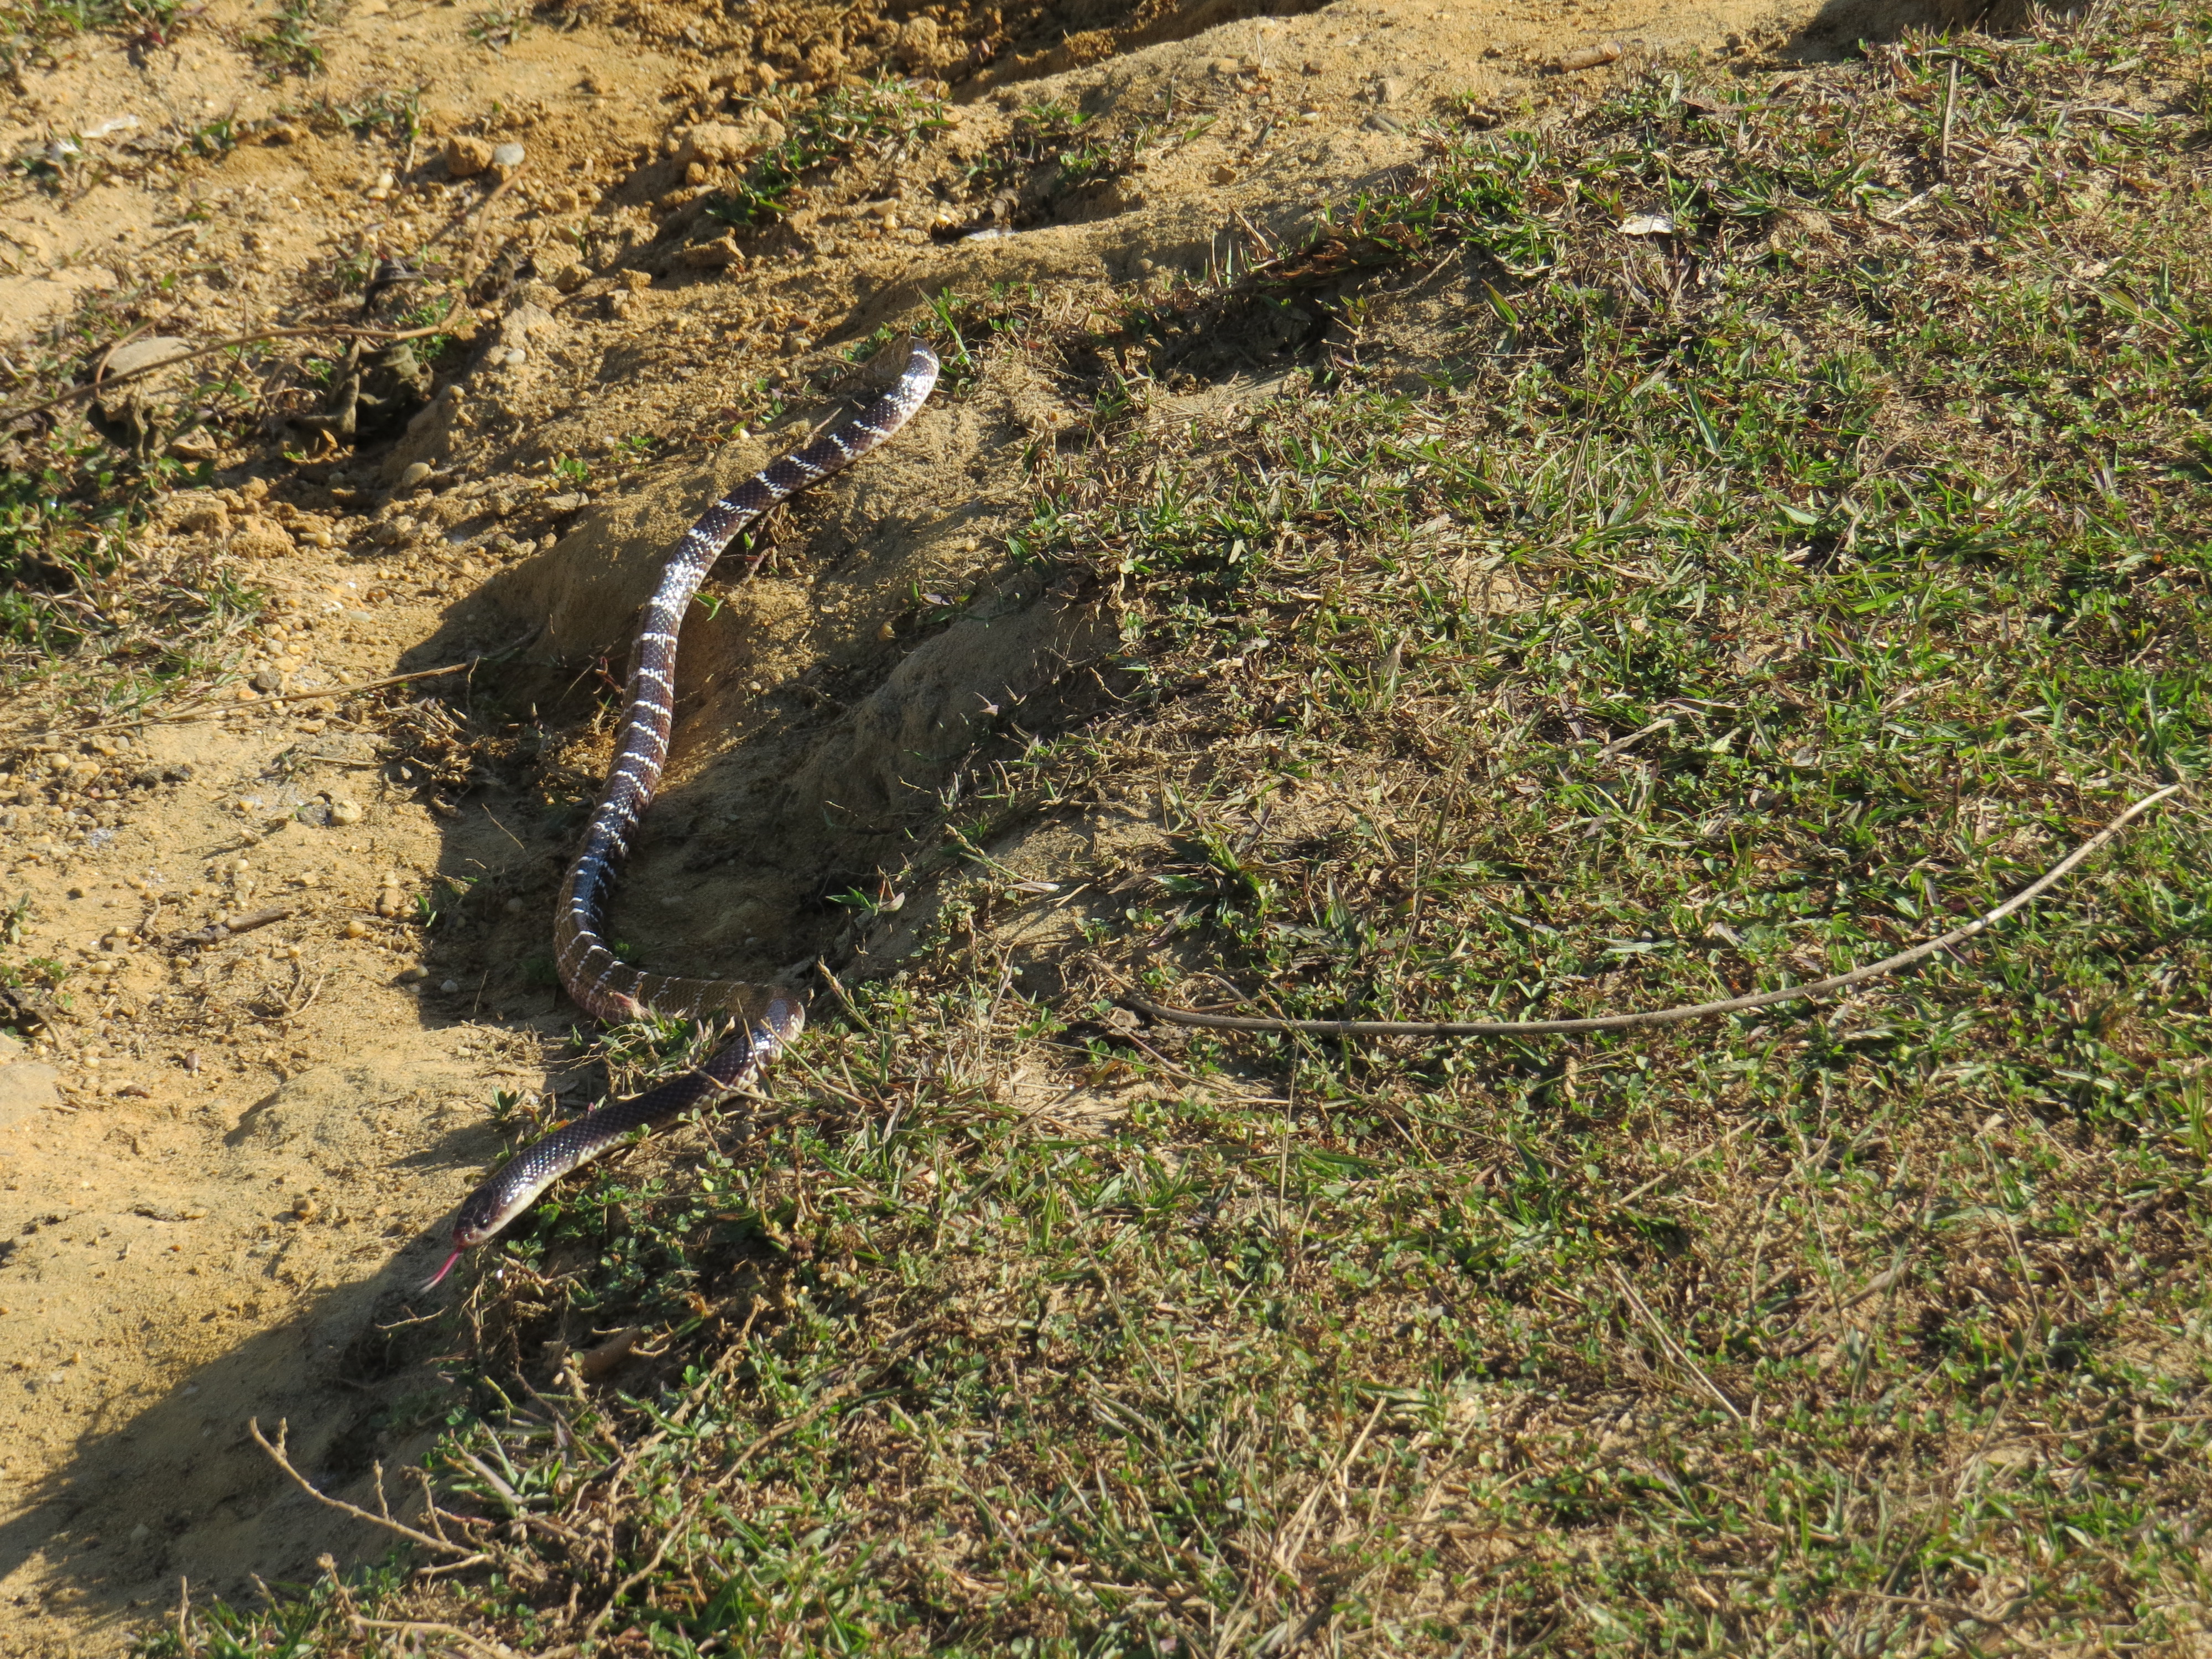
[582,1496,700,1639]
[1,304,465,425]
[1126,783,2183,1038]
[5,163,526,427]
[249,1416,487,1564]
[34,627,539,739]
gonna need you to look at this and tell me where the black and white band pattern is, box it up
[553,339,941,1028]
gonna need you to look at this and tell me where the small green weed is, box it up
[316,84,425,142]
[0,0,188,67]
[243,0,327,75]
[180,116,239,158]
[466,1,526,51]
[703,78,947,230]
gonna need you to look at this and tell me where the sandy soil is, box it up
[0,0,1966,1648]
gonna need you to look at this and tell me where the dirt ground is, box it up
[1,0,1983,1648]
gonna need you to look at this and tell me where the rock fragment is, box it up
[445,135,493,178]
[230,517,296,560]
[1557,41,1625,71]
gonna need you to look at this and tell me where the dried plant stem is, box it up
[248,1417,488,1566]
[40,628,538,740]
[1,305,465,426]
[1128,784,2183,1037]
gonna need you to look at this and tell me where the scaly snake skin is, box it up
[428,340,940,1287]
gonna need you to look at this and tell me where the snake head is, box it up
[420,1186,514,1290]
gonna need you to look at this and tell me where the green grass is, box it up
[466,1,528,52]
[0,0,187,67]
[243,0,332,76]
[313,84,427,144]
[0,286,274,717]
[972,97,1149,205]
[141,2,2212,1655]
[702,78,952,231]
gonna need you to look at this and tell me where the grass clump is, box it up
[312,84,427,144]
[0,298,278,723]
[702,77,950,231]
[144,3,2212,1655]
[0,0,189,70]
[243,0,333,76]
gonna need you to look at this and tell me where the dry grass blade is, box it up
[1128,784,2184,1036]
[1607,1262,1747,1423]
[0,305,468,426]
[248,1417,489,1568]
[28,628,540,740]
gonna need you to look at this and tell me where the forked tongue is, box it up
[422,1245,467,1291]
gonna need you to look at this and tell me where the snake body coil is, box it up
[429,340,940,1287]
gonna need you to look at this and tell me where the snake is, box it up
[426,338,941,1288]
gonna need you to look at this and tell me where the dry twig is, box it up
[248,1416,489,1568]
[39,629,538,740]
[1128,784,2182,1037]
[0,306,466,426]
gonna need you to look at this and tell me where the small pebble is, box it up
[397,966,427,984]
[329,800,363,825]
[290,1195,320,1223]
[342,919,368,938]
[492,142,525,169]
[440,978,460,994]
[398,461,432,491]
